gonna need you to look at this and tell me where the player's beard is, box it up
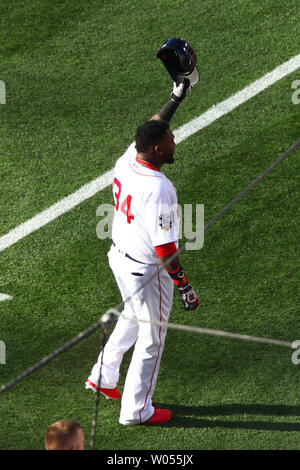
[165,152,175,164]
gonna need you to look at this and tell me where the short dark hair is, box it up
[135,120,169,153]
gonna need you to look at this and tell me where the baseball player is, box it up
[86,78,199,425]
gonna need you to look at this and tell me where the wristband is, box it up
[168,265,189,289]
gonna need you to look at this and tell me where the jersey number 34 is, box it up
[113,177,134,224]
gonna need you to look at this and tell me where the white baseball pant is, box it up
[88,244,174,425]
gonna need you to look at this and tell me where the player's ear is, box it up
[154,144,163,155]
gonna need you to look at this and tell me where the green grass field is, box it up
[0,0,299,451]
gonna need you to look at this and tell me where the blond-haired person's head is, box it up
[45,420,84,450]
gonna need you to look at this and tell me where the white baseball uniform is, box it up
[88,141,179,425]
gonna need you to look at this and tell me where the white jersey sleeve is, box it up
[144,179,179,248]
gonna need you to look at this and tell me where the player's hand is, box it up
[168,265,198,310]
[171,78,190,103]
[179,284,199,311]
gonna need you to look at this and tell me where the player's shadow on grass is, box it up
[155,403,300,431]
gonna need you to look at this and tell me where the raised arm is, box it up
[150,79,190,122]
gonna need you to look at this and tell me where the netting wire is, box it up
[89,323,108,449]
[0,138,299,447]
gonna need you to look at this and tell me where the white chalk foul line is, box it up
[0,293,12,301]
[0,169,114,253]
[1,53,299,254]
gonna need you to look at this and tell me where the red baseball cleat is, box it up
[85,379,121,400]
[145,407,172,425]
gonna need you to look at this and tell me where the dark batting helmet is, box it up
[157,37,199,87]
